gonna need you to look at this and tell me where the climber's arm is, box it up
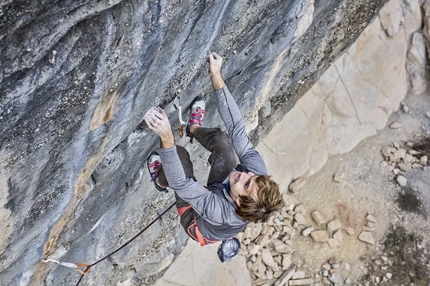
[208,52,267,174]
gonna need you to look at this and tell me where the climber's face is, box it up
[228,171,259,205]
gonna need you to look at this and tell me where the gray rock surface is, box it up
[0,0,384,284]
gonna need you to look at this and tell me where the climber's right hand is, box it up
[144,107,175,148]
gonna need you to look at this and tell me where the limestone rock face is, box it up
[0,0,384,284]
[259,0,419,183]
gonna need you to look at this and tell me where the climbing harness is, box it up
[173,96,186,137]
[42,201,175,286]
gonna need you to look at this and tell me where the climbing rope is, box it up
[41,201,176,285]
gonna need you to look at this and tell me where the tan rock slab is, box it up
[358,231,375,245]
[365,214,376,223]
[292,271,306,279]
[389,122,402,129]
[274,240,293,254]
[282,255,293,270]
[311,211,326,225]
[327,218,342,233]
[310,230,329,242]
[328,238,340,249]
[301,227,314,237]
[275,268,295,286]
[288,278,314,285]
[345,227,355,235]
[333,230,343,242]
[261,248,276,267]
[396,175,407,186]
[289,177,306,193]
[294,213,307,225]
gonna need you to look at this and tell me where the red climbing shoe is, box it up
[147,151,167,193]
[186,96,206,142]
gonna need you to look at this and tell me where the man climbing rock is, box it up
[144,52,282,253]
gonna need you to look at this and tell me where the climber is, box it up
[144,52,282,255]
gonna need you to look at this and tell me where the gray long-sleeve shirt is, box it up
[160,85,267,241]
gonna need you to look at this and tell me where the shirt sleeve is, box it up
[215,85,267,175]
[159,147,232,225]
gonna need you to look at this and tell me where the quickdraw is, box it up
[40,258,90,275]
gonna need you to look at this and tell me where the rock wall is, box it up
[0,0,385,285]
[259,0,426,185]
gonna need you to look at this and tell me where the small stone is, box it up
[393,142,400,148]
[266,268,274,280]
[366,214,376,223]
[328,258,338,265]
[412,163,423,168]
[366,221,374,228]
[390,122,402,129]
[403,153,414,163]
[358,231,375,245]
[402,105,409,113]
[345,227,355,235]
[327,219,342,233]
[333,230,343,242]
[345,277,352,284]
[328,238,340,249]
[310,230,329,242]
[322,270,329,277]
[274,268,295,286]
[289,177,306,193]
[393,168,400,175]
[375,276,380,283]
[249,244,261,255]
[328,273,343,284]
[381,146,395,157]
[301,227,314,237]
[294,204,306,215]
[322,277,331,285]
[288,278,314,285]
[406,141,414,147]
[426,111,430,118]
[261,248,275,267]
[331,263,340,269]
[333,172,344,183]
[292,271,306,279]
[282,255,292,270]
[311,211,326,225]
[385,273,392,279]
[343,262,351,270]
[274,240,293,254]
[392,148,407,160]
[398,162,412,171]
[396,175,407,187]
[420,155,428,165]
[322,263,331,270]
[282,194,300,211]
[294,213,307,225]
[362,226,375,232]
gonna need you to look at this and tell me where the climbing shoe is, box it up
[146,151,168,193]
[186,96,206,143]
